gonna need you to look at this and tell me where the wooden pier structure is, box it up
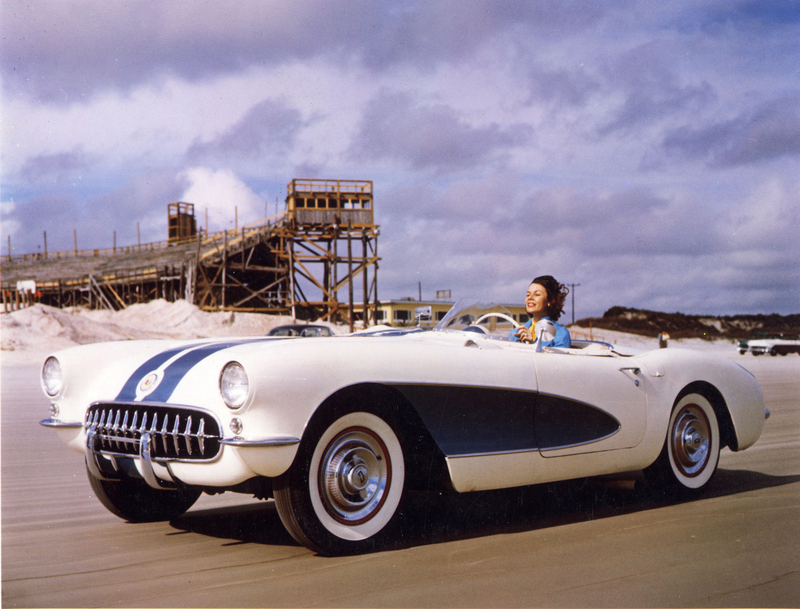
[1,179,380,328]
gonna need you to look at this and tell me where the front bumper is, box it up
[41,401,301,490]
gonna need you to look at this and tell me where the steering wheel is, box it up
[473,312,521,329]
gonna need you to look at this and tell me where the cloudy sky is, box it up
[2,0,798,319]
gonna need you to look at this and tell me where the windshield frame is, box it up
[434,298,519,339]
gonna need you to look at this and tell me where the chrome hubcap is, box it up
[671,405,711,476]
[319,427,391,524]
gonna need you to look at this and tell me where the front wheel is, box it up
[645,392,721,499]
[274,410,406,555]
[86,465,201,522]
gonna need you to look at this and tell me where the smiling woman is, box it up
[511,276,571,348]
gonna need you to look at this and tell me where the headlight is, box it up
[42,357,63,397]
[220,362,249,409]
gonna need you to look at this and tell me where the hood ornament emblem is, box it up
[137,371,163,398]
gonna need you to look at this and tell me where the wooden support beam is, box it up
[348,224,354,332]
[105,282,127,309]
[88,275,115,311]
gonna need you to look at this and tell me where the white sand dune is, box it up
[0,300,338,362]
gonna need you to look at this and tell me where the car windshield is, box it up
[435,298,518,339]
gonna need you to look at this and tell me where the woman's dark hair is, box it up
[531,275,570,322]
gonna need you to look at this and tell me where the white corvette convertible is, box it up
[40,299,768,555]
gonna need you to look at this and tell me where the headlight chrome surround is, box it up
[220,361,249,410]
[42,357,63,398]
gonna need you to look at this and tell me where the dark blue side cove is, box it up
[389,384,620,457]
[391,385,539,456]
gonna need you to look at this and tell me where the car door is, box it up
[532,351,647,457]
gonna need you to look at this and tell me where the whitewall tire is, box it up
[646,392,721,497]
[274,409,406,555]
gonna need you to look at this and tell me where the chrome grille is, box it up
[85,403,222,461]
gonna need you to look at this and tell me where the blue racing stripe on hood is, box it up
[131,339,269,403]
[115,344,210,401]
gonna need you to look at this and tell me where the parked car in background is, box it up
[738,333,800,356]
[40,298,767,555]
[267,324,334,337]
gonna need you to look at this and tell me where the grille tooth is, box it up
[96,410,106,448]
[161,416,169,454]
[184,416,193,456]
[86,404,221,462]
[172,415,181,455]
[112,410,121,449]
[198,419,206,455]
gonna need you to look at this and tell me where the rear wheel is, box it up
[86,465,201,522]
[645,392,720,498]
[274,410,406,555]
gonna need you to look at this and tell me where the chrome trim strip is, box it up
[220,436,300,447]
[444,428,622,459]
[537,429,621,453]
[446,447,540,459]
[39,419,83,428]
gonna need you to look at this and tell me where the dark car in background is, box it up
[268,324,334,338]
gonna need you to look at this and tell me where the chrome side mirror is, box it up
[415,306,432,327]
[534,319,557,352]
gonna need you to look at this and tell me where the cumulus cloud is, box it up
[350,89,533,173]
[2,0,618,103]
[526,66,601,108]
[2,0,349,102]
[1,170,187,253]
[19,148,96,187]
[187,98,305,163]
[178,167,265,232]
[598,42,717,135]
[661,93,800,168]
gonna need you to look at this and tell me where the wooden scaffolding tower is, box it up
[3,179,380,329]
[194,179,379,328]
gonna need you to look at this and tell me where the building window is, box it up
[393,310,411,324]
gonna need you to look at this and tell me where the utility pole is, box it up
[568,283,580,325]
